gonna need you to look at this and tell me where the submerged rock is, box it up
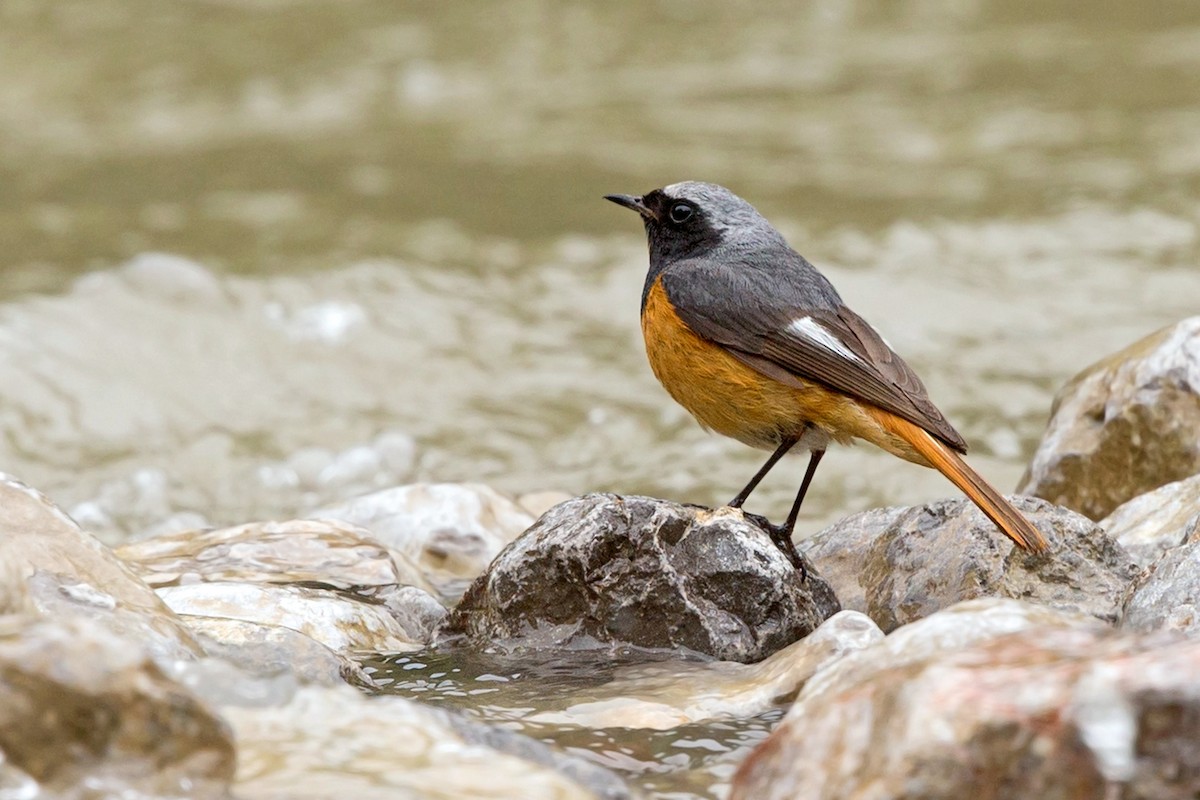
[223,684,635,800]
[1101,473,1200,566]
[312,482,536,600]
[731,598,1200,800]
[0,473,201,662]
[801,495,1137,632]
[0,615,235,799]
[1018,317,1200,520]
[444,494,840,663]
[529,610,882,730]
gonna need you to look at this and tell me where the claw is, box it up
[741,511,807,582]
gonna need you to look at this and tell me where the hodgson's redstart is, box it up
[606,182,1048,563]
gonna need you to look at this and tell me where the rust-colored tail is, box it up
[870,408,1049,552]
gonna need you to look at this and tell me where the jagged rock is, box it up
[116,517,434,594]
[0,473,201,662]
[223,684,635,800]
[801,495,1138,632]
[0,615,235,799]
[1102,473,1200,566]
[311,482,536,600]
[732,598,1200,800]
[1018,317,1200,520]
[528,610,882,729]
[444,494,840,663]
[1122,538,1200,637]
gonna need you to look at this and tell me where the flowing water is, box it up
[2,1,1199,796]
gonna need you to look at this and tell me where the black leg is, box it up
[781,448,826,538]
[727,435,798,508]
[748,448,826,579]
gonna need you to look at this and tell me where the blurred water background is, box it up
[1,0,1197,548]
[5,3,1200,798]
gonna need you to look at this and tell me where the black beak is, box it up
[604,193,655,220]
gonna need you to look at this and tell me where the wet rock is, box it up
[183,616,376,687]
[223,684,635,800]
[116,517,446,658]
[732,599,1200,800]
[0,615,235,799]
[1122,539,1200,637]
[1102,473,1200,566]
[529,610,882,729]
[444,494,840,663]
[801,495,1137,632]
[312,482,536,600]
[0,473,202,662]
[158,581,435,655]
[1018,317,1200,520]
[116,517,434,594]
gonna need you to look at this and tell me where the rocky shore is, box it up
[2,315,1199,799]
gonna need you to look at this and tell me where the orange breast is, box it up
[640,277,924,461]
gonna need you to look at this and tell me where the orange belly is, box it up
[640,277,925,463]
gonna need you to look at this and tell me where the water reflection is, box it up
[367,648,781,800]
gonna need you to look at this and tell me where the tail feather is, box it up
[870,408,1049,553]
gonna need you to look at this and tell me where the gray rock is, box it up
[0,473,202,663]
[0,615,235,799]
[444,494,840,663]
[1018,317,1200,520]
[1122,540,1200,637]
[731,599,1200,800]
[1102,473,1200,566]
[801,495,1138,632]
[223,684,634,800]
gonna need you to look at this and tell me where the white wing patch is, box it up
[787,317,863,364]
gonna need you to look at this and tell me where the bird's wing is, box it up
[660,261,968,452]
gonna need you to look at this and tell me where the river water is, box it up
[2,1,1198,796]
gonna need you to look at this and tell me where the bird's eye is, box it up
[669,203,694,224]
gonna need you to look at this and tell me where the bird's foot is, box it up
[740,511,807,582]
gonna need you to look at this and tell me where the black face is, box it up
[638,190,723,264]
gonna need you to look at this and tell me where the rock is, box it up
[732,599,1200,800]
[0,615,235,799]
[116,517,434,594]
[183,616,377,687]
[1018,317,1200,520]
[1102,473,1200,566]
[529,610,882,729]
[223,684,635,800]
[1122,539,1200,637]
[801,495,1138,632]
[444,494,840,663]
[158,581,436,655]
[0,473,202,662]
[311,482,536,600]
[115,517,447,658]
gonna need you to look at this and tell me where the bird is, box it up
[605,181,1048,565]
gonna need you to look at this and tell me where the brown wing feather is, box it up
[661,266,968,453]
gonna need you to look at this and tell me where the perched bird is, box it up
[606,182,1048,564]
